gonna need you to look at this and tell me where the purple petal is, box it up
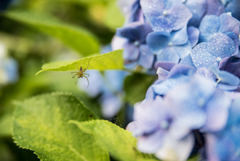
[116,25,141,41]
[224,61,240,78]
[123,42,140,61]
[157,47,180,63]
[155,61,176,71]
[219,13,240,36]
[147,31,170,53]
[217,84,239,91]
[207,33,235,58]
[167,64,195,78]
[190,42,217,68]
[187,26,199,47]
[199,15,220,42]
[180,55,196,67]
[205,0,224,16]
[111,36,127,50]
[185,0,208,27]
[225,0,240,21]
[171,26,188,45]
[169,4,193,31]
[138,45,154,69]
[201,91,231,132]
[173,41,192,58]
[156,67,169,80]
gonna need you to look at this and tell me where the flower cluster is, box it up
[118,0,240,160]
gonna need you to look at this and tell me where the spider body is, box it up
[71,60,90,87]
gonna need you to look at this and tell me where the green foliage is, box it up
[124,73,157,105]
[71,120,158,161]
[0,113,12,137]
[5,10,100,56]
[13,93,109,161]
[104,1,125,30]
[36,49,124,75]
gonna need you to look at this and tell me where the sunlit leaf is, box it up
[36,49,124,75]
[70,120,158,161]
[5,10,100,56]
[13,93,109,161]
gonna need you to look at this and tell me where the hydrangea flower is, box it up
[183,0,208,27]
[128,74,232,160]
[206,98,240,161]
[140,0,192,32]
[199,13,240,43]
[0,43,18,86]
[115,22,154,69]
[147,26,198,63]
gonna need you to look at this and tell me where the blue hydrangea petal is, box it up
[123,42,139,60]
[201,91,231,132]
[147,31,170,53]
[191,42,217,68]
[225,32,239,56]
[207,33,235,58]
[169,4,193,31]
[156,67,169,80]
[169,109,206,139]
[152,75,190,95]
[104,70,128,92]
[218,71,240,86]
[226,98,240,126]
[187,26,199,47]
[100,93,122,119]
[225,0,240,21]
[167,64,195,78]
[138,45,154,69]
[205,0,224,16]
[184,0,208,27]
[199,15,220,42]
[170,26,188,45]
[224,61,240,78]
[138,130,166,153]
[219,13,240,36]
[196,67,216,81]
[116,26,141,41]
[217,84,239,91]
[173,41,192,58]
[180,55,196,68]
[157,47,180,63]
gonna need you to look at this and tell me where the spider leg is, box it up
[75,62,80,70]
[72,74,79,78]
[83,73,89,77]
[83,75,89,87]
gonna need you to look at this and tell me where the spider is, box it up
[71,60,90,87]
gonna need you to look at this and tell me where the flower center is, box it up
[163,10,168,16]
[134,41,140,46]
[168,42,173,46]
[216,57,222,62]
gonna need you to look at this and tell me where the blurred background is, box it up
[0,0,129,160]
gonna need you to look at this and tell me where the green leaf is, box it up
[0,112,12,137]
[36,49,124,75]
[124,73,157,105]
[70,120,158,161]
[13,92,109,161]
[103,1,125,30]
[5,10,100,56]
